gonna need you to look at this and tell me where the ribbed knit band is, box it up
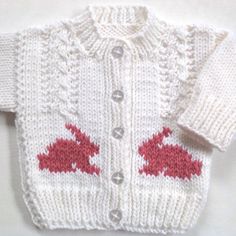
[177,92,236,152]
[25,187,204,234]
[0,33,16,112]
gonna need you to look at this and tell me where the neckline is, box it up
[62,4,172,61]
[87,4,154,40]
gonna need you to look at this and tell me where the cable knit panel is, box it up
[159,25,227,120]
[0,4,236,235]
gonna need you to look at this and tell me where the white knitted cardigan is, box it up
[0,4,236,234]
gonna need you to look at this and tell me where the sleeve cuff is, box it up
[176,92,236,152]
[0,33,16,112]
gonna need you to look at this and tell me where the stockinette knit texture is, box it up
[0,4,236,234]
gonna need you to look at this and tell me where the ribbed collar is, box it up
[64,4,170,61]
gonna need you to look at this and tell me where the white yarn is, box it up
[0,4,235,234]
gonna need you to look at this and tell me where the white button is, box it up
[111,46,124,58]
[111,171,124,185]
[109,209,122,223]
[112,90,124,102]
[112,127,124,139]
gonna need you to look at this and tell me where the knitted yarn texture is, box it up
[0,4,236,235]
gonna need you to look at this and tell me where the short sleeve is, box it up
[176,29,236,152]
[0,33,16,112]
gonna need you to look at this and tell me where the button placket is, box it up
[108,42,129,224]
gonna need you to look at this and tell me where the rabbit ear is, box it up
[162,127,172,137]
[65,123,84,142]
[138,127,171,157]
[65,123,95,146]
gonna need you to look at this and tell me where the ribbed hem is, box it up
[0,33,16,112]
[177,92,236,152]
[24,186,204,234]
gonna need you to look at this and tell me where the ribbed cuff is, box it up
[177,92,236,152]
[0,33,16,112]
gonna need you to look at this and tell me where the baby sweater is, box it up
[0,4,236,234]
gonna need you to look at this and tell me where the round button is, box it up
[111,171,124,185]
[112,127,124,139]
[109,209,122,223]
[111,46,124,58]
[112,90,124,102]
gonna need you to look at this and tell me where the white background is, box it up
[0,1,236,236]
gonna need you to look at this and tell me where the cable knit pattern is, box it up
[0,4,236,234]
